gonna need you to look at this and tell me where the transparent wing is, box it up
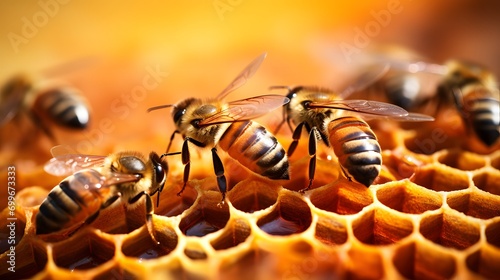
[355,48,448,76]
[392,112,435,122]
[41,56,101,78]
[103,172,142,187]
[199,95,289,126]
[341,63,390,98]
[342,55,447,98]
[215,52,267,100]
[0,76,30,126]
[362,112,435,122]
[0,92,23,126]
[388,60,448,76]
[44,145,107,176]
[66,169,140,192]
[309,99,409,117]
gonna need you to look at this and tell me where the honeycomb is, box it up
[1,115,500,279]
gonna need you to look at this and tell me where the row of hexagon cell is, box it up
[1,151,499,279]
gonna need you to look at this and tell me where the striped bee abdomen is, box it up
[218,121,289,180]
[328,116,381,187]
[36,88,90,129]
[36,170,105,235]
[469,97,500,146]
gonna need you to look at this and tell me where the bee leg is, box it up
[64,218,96,237]
[340,165,353,182]
[211,148,227,207]
[286,116,295,134]
[300,127,319,193]
[102,193,121,208]
[157,151,181,207]
[149,186,162,209]
[273,106,294,135]
[288,122,306,157]
[273,114,286,135]
[56,194,120,238]
[179,137,206,196]
[70,194,121,236]
[129,192,159,244]
[179,139,191,196]
[166,130,180,153]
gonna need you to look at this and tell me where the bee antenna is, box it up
[147,104,174,113]
[269,85,292,92]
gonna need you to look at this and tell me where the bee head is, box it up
[2,74,32,98]
[172,98,197,126]
[108,153,147,190]
[445,60,486,88]
[149,152,168,192]
[284,86,303,104]
[281,86,305,115]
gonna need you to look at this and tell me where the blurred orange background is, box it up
[1,0,499,207]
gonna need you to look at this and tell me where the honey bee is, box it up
[148,53,290,204]
[353,49,500,147]
[0,73,90,142]
[273,86,434,191]
[438,61,500,147]
[37,146,179,243]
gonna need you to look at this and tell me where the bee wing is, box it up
[103,172,142,187]
[351,47,447,75]
[198,95,289,126]
[0,79,27,126]
[395,112,435,121]
[341,63,391,98]
[0,93,23,126]
[309,99,410,117]
[342,53,447,95]
[215,53,267,100]
[44,145,107,176]
[363,112,435,122]
[387,60,448,76]
[41,56,101,78]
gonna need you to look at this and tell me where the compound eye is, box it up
[154,163,165,185]
[150,152,167,186]
[286,91,297,101]
[173,108,186,124]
